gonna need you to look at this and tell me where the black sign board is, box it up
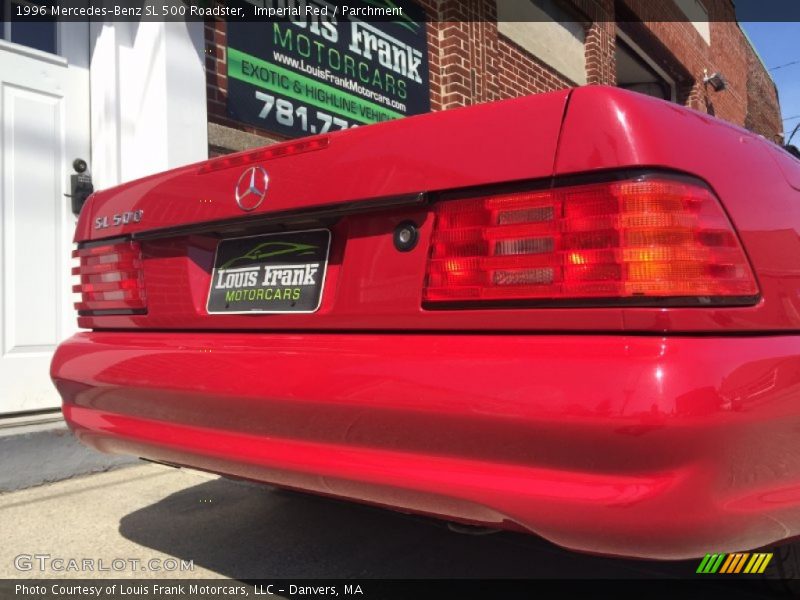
[207,229,331,314]
[226,0,430,138]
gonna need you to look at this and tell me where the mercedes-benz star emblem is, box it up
[234,166,269,211]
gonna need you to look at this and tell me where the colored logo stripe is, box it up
[697,552,773,574]
[697,553,726,573]
[719,553,736,573]
[745,553,772,574]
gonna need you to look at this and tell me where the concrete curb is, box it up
[0,416,136,493]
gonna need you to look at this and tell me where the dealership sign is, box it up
[226,0,431,138]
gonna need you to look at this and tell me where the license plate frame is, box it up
[206,228,331,315]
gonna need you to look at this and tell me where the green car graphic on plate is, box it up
[220,242,318,269]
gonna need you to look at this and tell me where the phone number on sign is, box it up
[255,92,360,134]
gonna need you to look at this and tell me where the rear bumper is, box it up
[52,331,800,559]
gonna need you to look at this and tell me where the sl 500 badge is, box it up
[95,209,144,229]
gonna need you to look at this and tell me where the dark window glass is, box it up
[11,21,57,55]
[615,38,672,101]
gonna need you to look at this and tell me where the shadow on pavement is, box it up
[118,474,696,579]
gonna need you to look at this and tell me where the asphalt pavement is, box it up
[0,462,705,580]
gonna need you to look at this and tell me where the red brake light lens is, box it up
[424,176,759,305]
[197,136,329,174]
[72,241,146,315]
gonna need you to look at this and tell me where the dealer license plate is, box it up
[207,229,330,314]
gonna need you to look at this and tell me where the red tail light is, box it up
[72,241,146,315]
[424,176,759,305]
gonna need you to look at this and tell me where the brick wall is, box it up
[745,51,783,143]
[205,0,783,154]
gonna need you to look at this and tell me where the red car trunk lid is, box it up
[76,90,571,242]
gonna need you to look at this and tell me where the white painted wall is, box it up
[496,0,587,86]
[89,19,208,189]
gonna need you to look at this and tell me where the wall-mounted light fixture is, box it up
[703,70,727,92]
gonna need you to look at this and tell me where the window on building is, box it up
[1,1,57,55]
[673,0,711,45]
[496,0,587,85]
[615,34,676,102]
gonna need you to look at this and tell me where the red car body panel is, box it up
[52,86,800,559]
